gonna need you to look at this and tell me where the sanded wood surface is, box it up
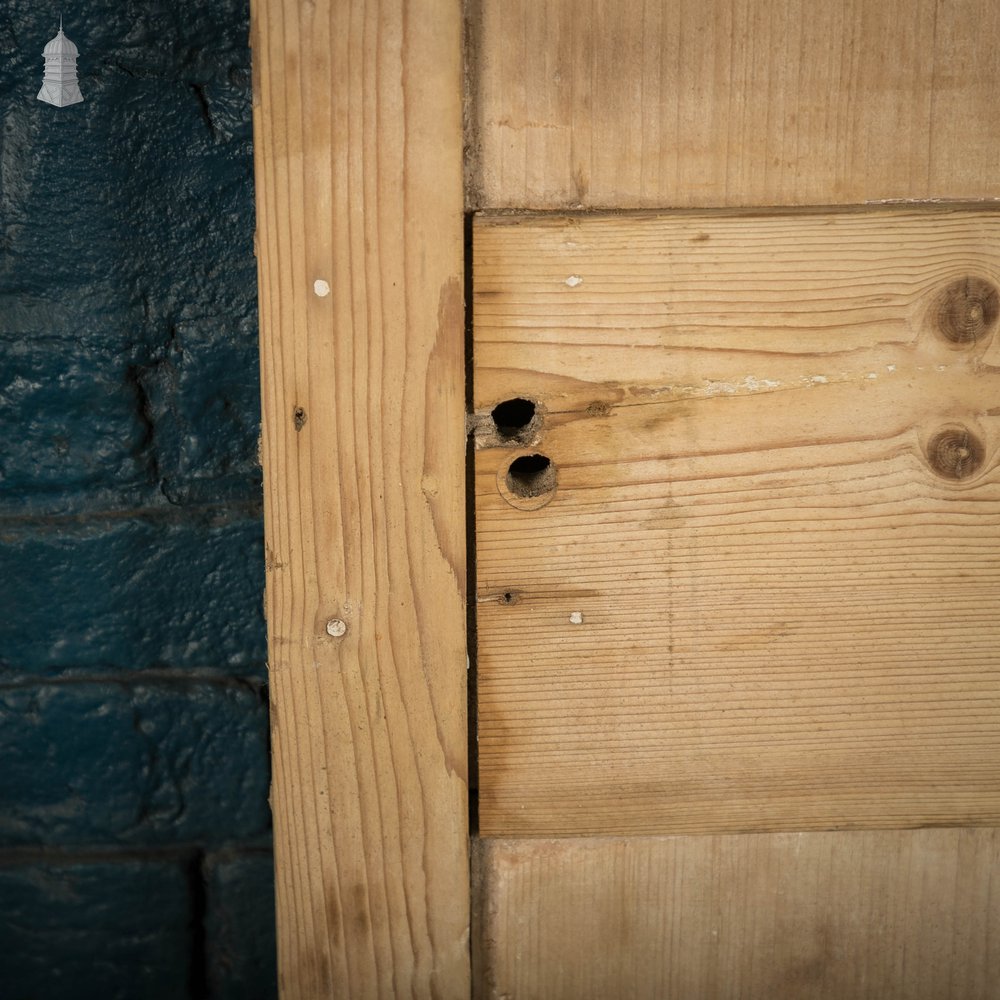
[467,0,1000,210]
[251,1,469,995]
[474,830,1000,999]
[473,208,1000,837]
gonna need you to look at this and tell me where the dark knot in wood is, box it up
[934,277,999,345]
[926,426,985,480]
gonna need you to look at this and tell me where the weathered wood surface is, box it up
[466,0,1000,210]
[474,830,1000,1000]
[473,208,1000,836]
[251,0,469,995]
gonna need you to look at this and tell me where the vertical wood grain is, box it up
[467,0,1000,209]
[474,831,1000,999]
[250,1,469,996]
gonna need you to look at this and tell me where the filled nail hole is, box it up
[506,453,557,498]
[491,398,537,439]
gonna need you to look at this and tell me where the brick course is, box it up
[0,1,276,995]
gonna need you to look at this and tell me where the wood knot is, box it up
[293,406,307,431]
[926,426,985,480]
[933,277,999,345]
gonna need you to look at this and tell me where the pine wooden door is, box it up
[252,1,1000,996]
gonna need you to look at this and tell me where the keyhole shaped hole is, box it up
[491,398,537,440]
[506,453,557,499]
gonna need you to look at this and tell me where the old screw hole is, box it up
[506,453,557,498]
[491,398,537,439]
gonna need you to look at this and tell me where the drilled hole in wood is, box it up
[506,453,557,498]
[491,397,538,440]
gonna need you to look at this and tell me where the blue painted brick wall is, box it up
[0,2,276,997]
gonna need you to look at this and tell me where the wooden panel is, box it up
[467,0,1000,210]
[251,1,469,995]
[473,208,1000,836]
[474,831,1000,1000]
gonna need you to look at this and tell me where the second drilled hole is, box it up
[506,453,557,498]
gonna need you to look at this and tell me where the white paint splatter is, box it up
[569,611,584,625]
[703,376,782,397]
[705,380,738,395]
[313,279,331,297]
[809,375,829,385]
[886,365,897,373]
[564,275,584,287]
[742,376,781,392]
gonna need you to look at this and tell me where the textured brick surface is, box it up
[0,681,271,847]
[0,321,262,511]
[205,853,279,1000]
[0,516,266,676]
[0,858,193,1000]
[0,1,276,995]
[0,1,260,516]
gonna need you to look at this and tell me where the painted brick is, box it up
[0,319,262,513]
[0,0,274,989]
[0,2,255,297]
[0,0,259,515]
[205,852,278,1000]
[0,516,266,675]
[0,681,270,847]
[129,315,263,508]
[0,338,153,504]
[0,858,193,1000]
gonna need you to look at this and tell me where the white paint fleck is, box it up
[569,611,584,625]
[809,375,829,385]
[564,275,584,287]
[705,380,738,395]
[742,376,781,392]
[703,376,781,397]
[325,618,347,637]
[866,372,878,380]
[313,279,331,297]
[886,365,897,373]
